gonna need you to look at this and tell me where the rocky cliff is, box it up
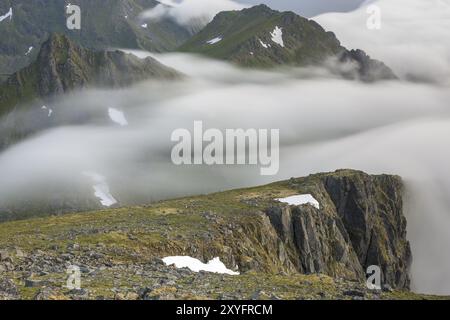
[265,171,411,289]
[0,170,424,300]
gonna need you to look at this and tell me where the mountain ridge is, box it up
[0,33,178,117]
[179,5,396,81]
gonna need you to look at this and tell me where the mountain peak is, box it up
[179,6,396,81]
[243,4,276,14]
[0,34,178,115]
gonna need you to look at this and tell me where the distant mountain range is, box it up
[180,5,396,81]
[0,0,193,76]
[0,4,400,150]
[0,4,398,118]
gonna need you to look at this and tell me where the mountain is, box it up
[0,0,192,77]
[0,169,442,300]
[0,33,178,117]
[179,5,396,81]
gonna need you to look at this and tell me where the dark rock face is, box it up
[324,172,412,289]
[264,170,412,290]
[339,49,397,81]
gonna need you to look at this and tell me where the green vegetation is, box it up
[179,5,396,81]
[0,0,192,75]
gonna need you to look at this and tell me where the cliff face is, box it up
[264,171,411,289]
[0,170,413,299]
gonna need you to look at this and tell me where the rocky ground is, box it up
[0,170,447,300]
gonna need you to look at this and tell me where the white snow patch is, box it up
[0,7,12,22]
[163,256,239,275]
[276,194,320,209]
[206,36,222,45]
[83,172,118,207]
[108,108,128,126]
[25,46,34,56]
[258,39,270,49]
[141,23,148,28]
[41,105,53,117]
[270,26,284,47]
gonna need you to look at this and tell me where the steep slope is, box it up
[0,170,420,300]
[0,0,192,76]
[0,33,178,116]
[179,5,396,81]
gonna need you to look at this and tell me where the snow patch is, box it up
[258,39,270,49]
[271,26,284,47]
[276,194,320,209]
[108,108,128,126]
[141,23,148,28]
[41,106,53,117]
[163,256,239,275]
[83,172,118,207]
[0,7,12,22]
[206,36,222,45]
[25,47,34,56]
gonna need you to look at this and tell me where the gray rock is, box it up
[0,249,10,261]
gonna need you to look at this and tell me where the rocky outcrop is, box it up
[339,49,397,82]
[263,170,412,289]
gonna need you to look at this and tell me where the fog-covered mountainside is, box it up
[0,0,192,77]
[180,5,396,81]
[0,33,178,117]
[1,170,443,300]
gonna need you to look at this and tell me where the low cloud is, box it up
[1,51,450,294]
[314,0,450,83]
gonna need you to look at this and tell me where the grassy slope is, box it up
[179,5,343,68]
[0,174,446,300]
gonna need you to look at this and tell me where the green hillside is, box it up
[180,5,396,81]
